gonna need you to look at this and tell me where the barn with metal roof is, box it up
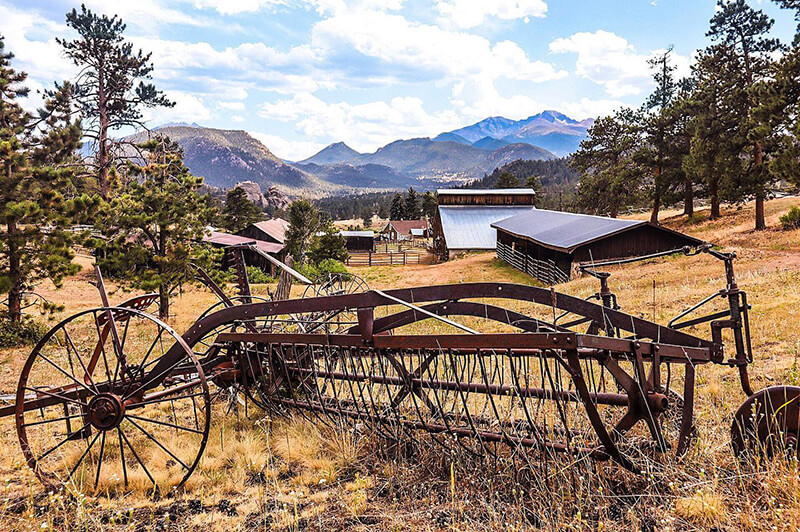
[432,188,537,260]
[491,209,704,284]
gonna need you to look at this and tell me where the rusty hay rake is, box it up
[1,243,797,493]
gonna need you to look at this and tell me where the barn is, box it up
[432,188,537,260]
[203,230,286,276]
[236,218,289,245]
[491,209,705,284]
[340,230,375,252]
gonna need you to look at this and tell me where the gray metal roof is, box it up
[491,209,647,253]
[339,230,374,237]
[439,206,536,250]
[437,188,536,195]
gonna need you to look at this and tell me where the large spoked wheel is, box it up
[300,273,369,333]
[731,386,800,460]
[15,307,211,494]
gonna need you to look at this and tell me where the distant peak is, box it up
[154,121,203,129]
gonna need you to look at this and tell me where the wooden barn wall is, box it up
[345,236,374,252]
[431,211,447,260]
[572,225,699,263]
[438,194,536,206]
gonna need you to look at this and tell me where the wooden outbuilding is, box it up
[491,209,705,284]
[340,230,375,252]
[203,230,286,276]
[236,218,289,245]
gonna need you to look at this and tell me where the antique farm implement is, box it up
[1,243,797,493]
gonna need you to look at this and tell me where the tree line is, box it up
[573,0,800,229]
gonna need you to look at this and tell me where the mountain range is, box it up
[129,110,592,198]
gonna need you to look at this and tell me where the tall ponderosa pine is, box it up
[284,199,320,264]
[572,108,643,218]
[0,37,84,323]
[706,0,781,230]
[222,186,262,232]
[58,5,173,198]
[97,135,216,320]
[390,193,405,220]
[404,187,422,219]
[639,48,687,223]
[421,191,437,221]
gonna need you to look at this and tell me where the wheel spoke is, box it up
[24,386,88,408]
[126,417,190,470]
[35,353,96,397]
[22,413,83,428]
[93,431,106,491]
[119,427,156,487]
[37,421,93,462]
[67,430,100,483]
[116,428,128,489]
[125,414,204,435]
[63,329,99,393]
[127,390,206,409]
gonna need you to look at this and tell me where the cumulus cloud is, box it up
[558,98,630,120]
[311,10,566,84]
[436,0,548,29]
[189,0,290,15]
[141,90,213,126]
[259,93,462,151]
[250,132,328,162]
[549,30,690,97]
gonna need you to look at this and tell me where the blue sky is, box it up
[1,0,797,160]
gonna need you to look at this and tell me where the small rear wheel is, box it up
[731,386,800,460]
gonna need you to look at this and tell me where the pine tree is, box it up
[404,187,422,219]
[361,208,373,228]
[639,48,686,224]
[421,191,438,221]
[0,37,84,323]
[58,5,173,198]
[572,108,644,217]
[222,187,262,232]
[96,135,216,320]
[495,171,520,188]
[285,199,320,264]
[706,0,781,230]
[390,193,405,220]
[308,221,348,264]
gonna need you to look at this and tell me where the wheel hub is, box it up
[87,393,125,430]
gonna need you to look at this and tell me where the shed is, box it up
[203,230,285,276]
[340,230,375,252]
[491,209,705,284]
[382,220,429,241]
[236,218,289,245]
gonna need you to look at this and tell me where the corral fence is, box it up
[497,241,570,285]
[346,250,429,266]
[373,240,430,253]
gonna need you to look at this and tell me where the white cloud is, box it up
[549,30,690,97]
[437,0,547,29]
[311,10,566,83]
[250,132,327,161]
[142,91,213,126]
[259,93,462,151]
[218,101,246,111]
[558,98,629,120]
[190,0,290,15]
[450,77,545,120]
[80,0,208,29]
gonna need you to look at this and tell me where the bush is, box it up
[0,314,49,347]
[779,206,800,230]
[298,259,348,282]
[245,265,276,284]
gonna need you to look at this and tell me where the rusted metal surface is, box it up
[3,245,797,493]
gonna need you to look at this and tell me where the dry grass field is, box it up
[0,196,798,531]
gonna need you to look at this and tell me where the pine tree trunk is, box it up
[683,178,694,216]
[159,284,169,321]
[709,177,720,220]
[754,142,766,231]
[6,221,21,324]
[755,194,766,231]
[650,173,661,224]
[97,67,109,198]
